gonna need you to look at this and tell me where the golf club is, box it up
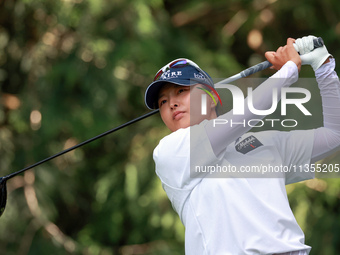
[217,37,324,85]
[0,37,324,217]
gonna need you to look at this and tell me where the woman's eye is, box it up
[159,99,167,106]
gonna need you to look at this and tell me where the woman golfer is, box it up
[144,36,340,255]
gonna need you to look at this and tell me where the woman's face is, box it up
[158,83,217,132]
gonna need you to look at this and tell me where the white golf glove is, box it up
[294,35,332,71]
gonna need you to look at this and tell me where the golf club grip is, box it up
[240,37,324,78]
[312,37,324,48]
[240,61,273,78]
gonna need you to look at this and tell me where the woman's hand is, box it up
[265,38,302,72]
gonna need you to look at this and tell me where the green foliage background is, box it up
[0,0,340,254]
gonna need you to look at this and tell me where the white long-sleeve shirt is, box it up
[153,59,340,255]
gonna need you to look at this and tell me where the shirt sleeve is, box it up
[205,61,299,157]
[311,58,340,162]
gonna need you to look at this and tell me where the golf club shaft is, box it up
[2,109,159,181]
[217,37,324,85]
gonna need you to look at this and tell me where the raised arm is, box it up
[311,57,340,162]
[292,36,340,162]
[205,38,301,157]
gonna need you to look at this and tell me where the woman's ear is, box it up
[209,91,219,108]
[207,92,219,118]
